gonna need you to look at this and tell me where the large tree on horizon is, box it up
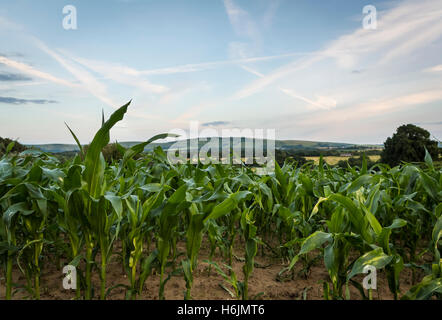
[381,124,439,167]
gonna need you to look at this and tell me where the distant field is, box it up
[306,155,381,165]
[27,139,382,154]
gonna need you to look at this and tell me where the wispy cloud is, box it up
[0,72,31,81]
[33,39,117,107]
[170,102,217,126]
[424,64,442,72]
[0,96,57,105]
[202,121,231,127]
[239,65,265,78]
[288,89,442,127]
[223,0,264,60]
[0,52,24,58]
[279,88,337,110]
[63,54,170,94]
[0,55,75,87]
[137,52,304,76]
[262,87,442,143]
[233,61,340,111]
[262,0,281,28]
[232,0,442,100]
[232,54,321,99]
[223,0,280,62]
[223,0,260,41]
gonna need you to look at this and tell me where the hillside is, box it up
[27,138,381,154]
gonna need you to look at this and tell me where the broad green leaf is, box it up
[346,174,372,194]
[299,231,332,255]
[401,277,442,300]
[104,193,123,217]
[386,218,407,230]
[204,191,251,222]
[424,148,434,170]
[347,248,392,280]
[362,206,382,236]
[84,100,131,196]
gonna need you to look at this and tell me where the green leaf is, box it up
[299,231,332,255]
[310,197,327,220]
[168,184,188,204]
[64,122,84,157]
[3,202,33,227]
[104,194,123,218]
[204,191,251,222]
[402,277,442,300]
[346,174,372,194]
[69,254,84,267]
[419,171,440,201]
[386,218,407,230]
[5,141,15,156]
[139,250,158,291]
[424,148,434,170]
[119,133,179,175]
[347,248,392,280]
[324,242,338,287]
[84,100,131,196]
[362,206,382,236]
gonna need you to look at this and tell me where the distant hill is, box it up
[27,138,382,154]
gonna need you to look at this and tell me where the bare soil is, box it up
[0,238,427,300]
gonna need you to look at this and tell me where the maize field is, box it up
[0,102,441,300]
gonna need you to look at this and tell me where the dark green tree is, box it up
[275,149,308,166]
[381,124,439,166]
[83,142,124,163]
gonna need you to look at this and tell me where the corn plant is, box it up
[121,189,163,299]
[239,206,258,300]
[402,214,442,299]
[156,184,189,300]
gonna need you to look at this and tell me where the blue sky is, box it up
[0,0,441,144]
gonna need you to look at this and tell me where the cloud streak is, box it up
[64,54,170,94]
[136,52,307,76]
[223,0,260,41]
[279,88,337,110]
[0,96,57,105]
[33,39,117,107]
[0,55,75,87]
[425,64,442,72]
[231,0,442,100]
[0,72,31,81]
[202,121,231,127]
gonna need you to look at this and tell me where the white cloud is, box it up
[279,88,337,110]
[224,0,264,60]
[0,56,75,88]
[223,0,260,41]
[63,54,170,94]
[228,41,254,60]
[262,0,281,28]
[138,52,306,76]
[33,39,117,107]
[232,0,442,100]
[239,65,265,78]
[304,89,442,126]
[232,54,321,99]
[424,64,442,72]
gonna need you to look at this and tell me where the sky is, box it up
[0,0,441,145]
